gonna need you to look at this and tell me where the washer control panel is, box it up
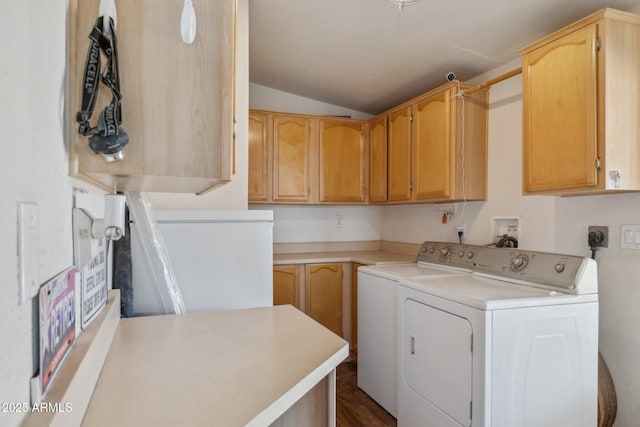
[417,242,478,270]
[416,241,597,294]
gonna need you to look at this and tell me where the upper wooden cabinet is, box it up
[388,107,413,202]
[368,117,388,203]
[248,113,271,201]
[520,8,640,195]
[273,115,314,202]
[68,0,236,193]
[319,119,367,203]
[249,110,368,204]
[382,83,488,203]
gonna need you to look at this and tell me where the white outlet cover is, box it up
[17,202,39,305]
[620,225,640,250]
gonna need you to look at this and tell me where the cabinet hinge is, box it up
[233,119,237,139]
[409,115,414,123]
[409,182,414,192]
[596,157,602,171]
[595,37,601,52]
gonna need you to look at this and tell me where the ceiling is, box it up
[249,0,640,115]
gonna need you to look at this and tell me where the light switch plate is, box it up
[620,225,640,250]
[17,202,39,305]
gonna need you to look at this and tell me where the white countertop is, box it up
[273,250,416,266]
[82,305,348,426]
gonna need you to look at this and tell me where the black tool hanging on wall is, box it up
[76,16,128,163]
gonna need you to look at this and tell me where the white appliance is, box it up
[357,247,475,417]
[398,243,598,427]
[131,210,273,315]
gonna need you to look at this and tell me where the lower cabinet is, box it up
[306,263,343,337]
[273,263,344,338]
[273,265,301,309]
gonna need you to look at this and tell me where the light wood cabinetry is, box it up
[68,0,235,193]
[368,117,388,202]
[319,119,367,203]
[273,265,301,309]
[306,263,343,337]
[272,262,344,337]
[383,83,488,203]
[249,110,368,204]
[273,115,315,202]
[388,107,414,201]
[520,8,640,195]
[248,113,271,201]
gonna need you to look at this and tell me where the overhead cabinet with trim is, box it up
[520,8,640,195]
[249,110,368,204]
[68,0,236,193]
[378,82,489,203]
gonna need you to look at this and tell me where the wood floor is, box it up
[336,361,397,427]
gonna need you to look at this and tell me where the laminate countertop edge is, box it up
[273,250,416,266]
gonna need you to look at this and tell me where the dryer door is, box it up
[403,298,473,427]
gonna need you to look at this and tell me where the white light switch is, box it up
[17,202,39,305]
[621,225,640,250]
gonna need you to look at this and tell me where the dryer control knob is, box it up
[510,254,529,272]
[554,263,565,273]
[467,252,474,259]
[428,247,435,254]
[458,251,465,257]
[421,246,428,253]
[441,247,451,257]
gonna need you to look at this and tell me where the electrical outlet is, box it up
[456,222,467,240]
[588,226,609,248]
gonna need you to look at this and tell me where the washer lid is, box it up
[358,263,468,281]
[399,275,598,310]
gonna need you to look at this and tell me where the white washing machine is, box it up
[398,244,598,427]
[358,242,477,417]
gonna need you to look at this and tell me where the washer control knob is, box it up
[441,247,451,257]
[458,251,465,257]
[467,252,474,259]
[428,247,435,254]
[421,246,428,253]
[554,263,565,273]
[510,254,529,272]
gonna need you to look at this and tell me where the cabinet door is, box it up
[369,117,388,202]
[248,113,271,201]
[522,24,599,192]
[319,120,366,203]
[388,107,413,201]
[306,263,343,337]
[68,0,235,193]
[273,116,312,201]
[273,265,300,309]
[413,90,452,200]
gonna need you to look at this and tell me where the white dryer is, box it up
[398,244,598,427]
[358,242,476,417]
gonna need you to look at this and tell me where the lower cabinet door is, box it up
[305,263,343,337]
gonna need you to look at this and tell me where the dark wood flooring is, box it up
[336,360,397,427]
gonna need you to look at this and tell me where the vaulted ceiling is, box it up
[249,0,640,114]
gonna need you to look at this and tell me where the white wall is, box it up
[250,83,373,120]
[0,2,249,426]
